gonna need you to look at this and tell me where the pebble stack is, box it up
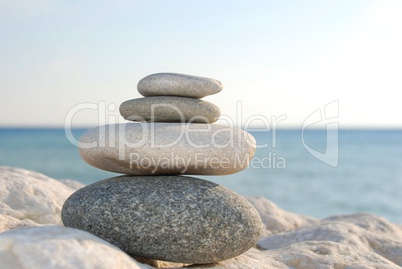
[62,73,262,264]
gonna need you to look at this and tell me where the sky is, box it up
[0,0,401,128]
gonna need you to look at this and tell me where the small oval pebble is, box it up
[61,175,262,263]
[78,123,256,175]
[137,73,223,99]
[119,96,221,123]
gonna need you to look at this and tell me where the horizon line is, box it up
[0,125,401,131]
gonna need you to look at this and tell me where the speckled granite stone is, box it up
[78,123,256,175]
[137,73,223,99]
[119,96,220,123]
[61,175,262,264]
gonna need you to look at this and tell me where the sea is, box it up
[0,128,401,223]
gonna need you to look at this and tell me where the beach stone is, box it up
[189,248,284,269]
[59,179,85,190]
[267,241,401,269]
[258,213,402,266]
[246,196,318,237]
[0,214,40,233]
[120,96,221,123]
[189,243,401,269]
[78,123,256,175]
[0,226,150,269]
[0,166,81,225]
[138,73,223,99]
[61,175,262,264]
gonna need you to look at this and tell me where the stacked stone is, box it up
[120,73,221,123]
[62,73,262,264]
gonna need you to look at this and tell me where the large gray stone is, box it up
[137,73,223,99]
[61,175,262,264]
[78,123,256,175]
[120,96,221,123]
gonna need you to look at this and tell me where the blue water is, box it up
[0,128,401,223]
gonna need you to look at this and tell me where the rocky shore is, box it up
[1,166,401,269]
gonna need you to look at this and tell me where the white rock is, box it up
[59,179,85,190]
[186,248,285,269]
[0,167,79,225]
[0,214,39,233]
[133,257,187,268]
[0,226,151,269]
[258,213,402,266]
[324,213,402,266]
[324,213,402,237]
[268,241,399,269]
[79,123,256,175]
[258,221,371,250]
[246,196,318,236]
[137,73,223,99]
[189,241,399,269]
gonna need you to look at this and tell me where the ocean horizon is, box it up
[1,127,401,223]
